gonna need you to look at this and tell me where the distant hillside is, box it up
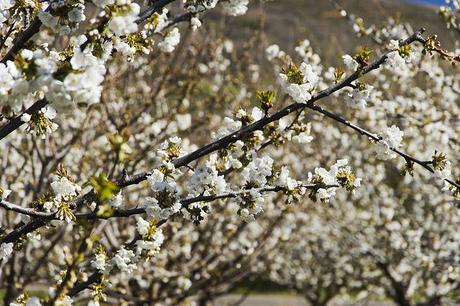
[209,0,455,65]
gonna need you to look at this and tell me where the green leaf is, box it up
[89,173,120,202]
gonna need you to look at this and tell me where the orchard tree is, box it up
[264,202,365,306]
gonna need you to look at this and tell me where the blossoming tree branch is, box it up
[0,0,459,305]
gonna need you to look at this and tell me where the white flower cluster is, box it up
[144,137,185,220]
[41,176,81,221]
[191,17,202,31]
[0,242,13,261]
[50,176,81,201]
[294,39,322,68]
[211,116,242,140]
[282,120,314,144]
[374,125,404,160]
[145,173,182,221]
[136,217,150,236]
[46,48,107,113]
[230,154,275,222]
[1,39,109,117]
[108,1,140,36]
[344,84,374,109]
[342,54,359,72]
[144,8,169,33]
[279,62,318,103]
[277,167,300,191]
[112,247,137,273]
[158,28,181,53]
[386,40,412,71]
[91,220,165,276]
[292,132,313,144]
[241,155,274,188]
[108,191,123,208]
[38,0,86,34]
[309,159,361,201]
[221,0,249,16]
[226,142,247,170]
[136,233,165,255]
[22,106,59,137]
[188,165,227,196]
[0,0,14,23]
[277,166,306,204]
[265,44,285,61]
[237,188,265,222]
[436,161,452,180]
[236,106,264,122]
[91,253,107,272]
[136,217,165,253]
[0,54,32,113]
[113,38,136,58]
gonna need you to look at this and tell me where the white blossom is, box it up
[108,192,123,208]
[191,17,202,31]
[279,62,318,103]
[240,155,273,187]
[112,247,136,273]
[38,2,85,34]
[91,253,107,272]
[292,132,313,144]
[108,3,140,36]
[386,52,406,70]
[189,165,227,196]
[136,229,164,253]
[158,28,181,53]
[277,167,299,190]
[50,177,81,200]
[0,242,13,261]
[375,125,404,160]
[21,113,32,123]
[221,0,249,16]
[343,54,359,71]
[266,44,281,61]
[345,85,373,109]
[177,276,192,291]
[136,217,150,236]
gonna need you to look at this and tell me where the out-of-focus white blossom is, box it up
[51,177,81,200]
[0,242,13,261]
[221,0,249,16]
[343,54,359,71]
[374,125,404,160]
[345,84,373,109]
[112,247,136,273]
[158,28,181,53]
[108,2,140,36]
